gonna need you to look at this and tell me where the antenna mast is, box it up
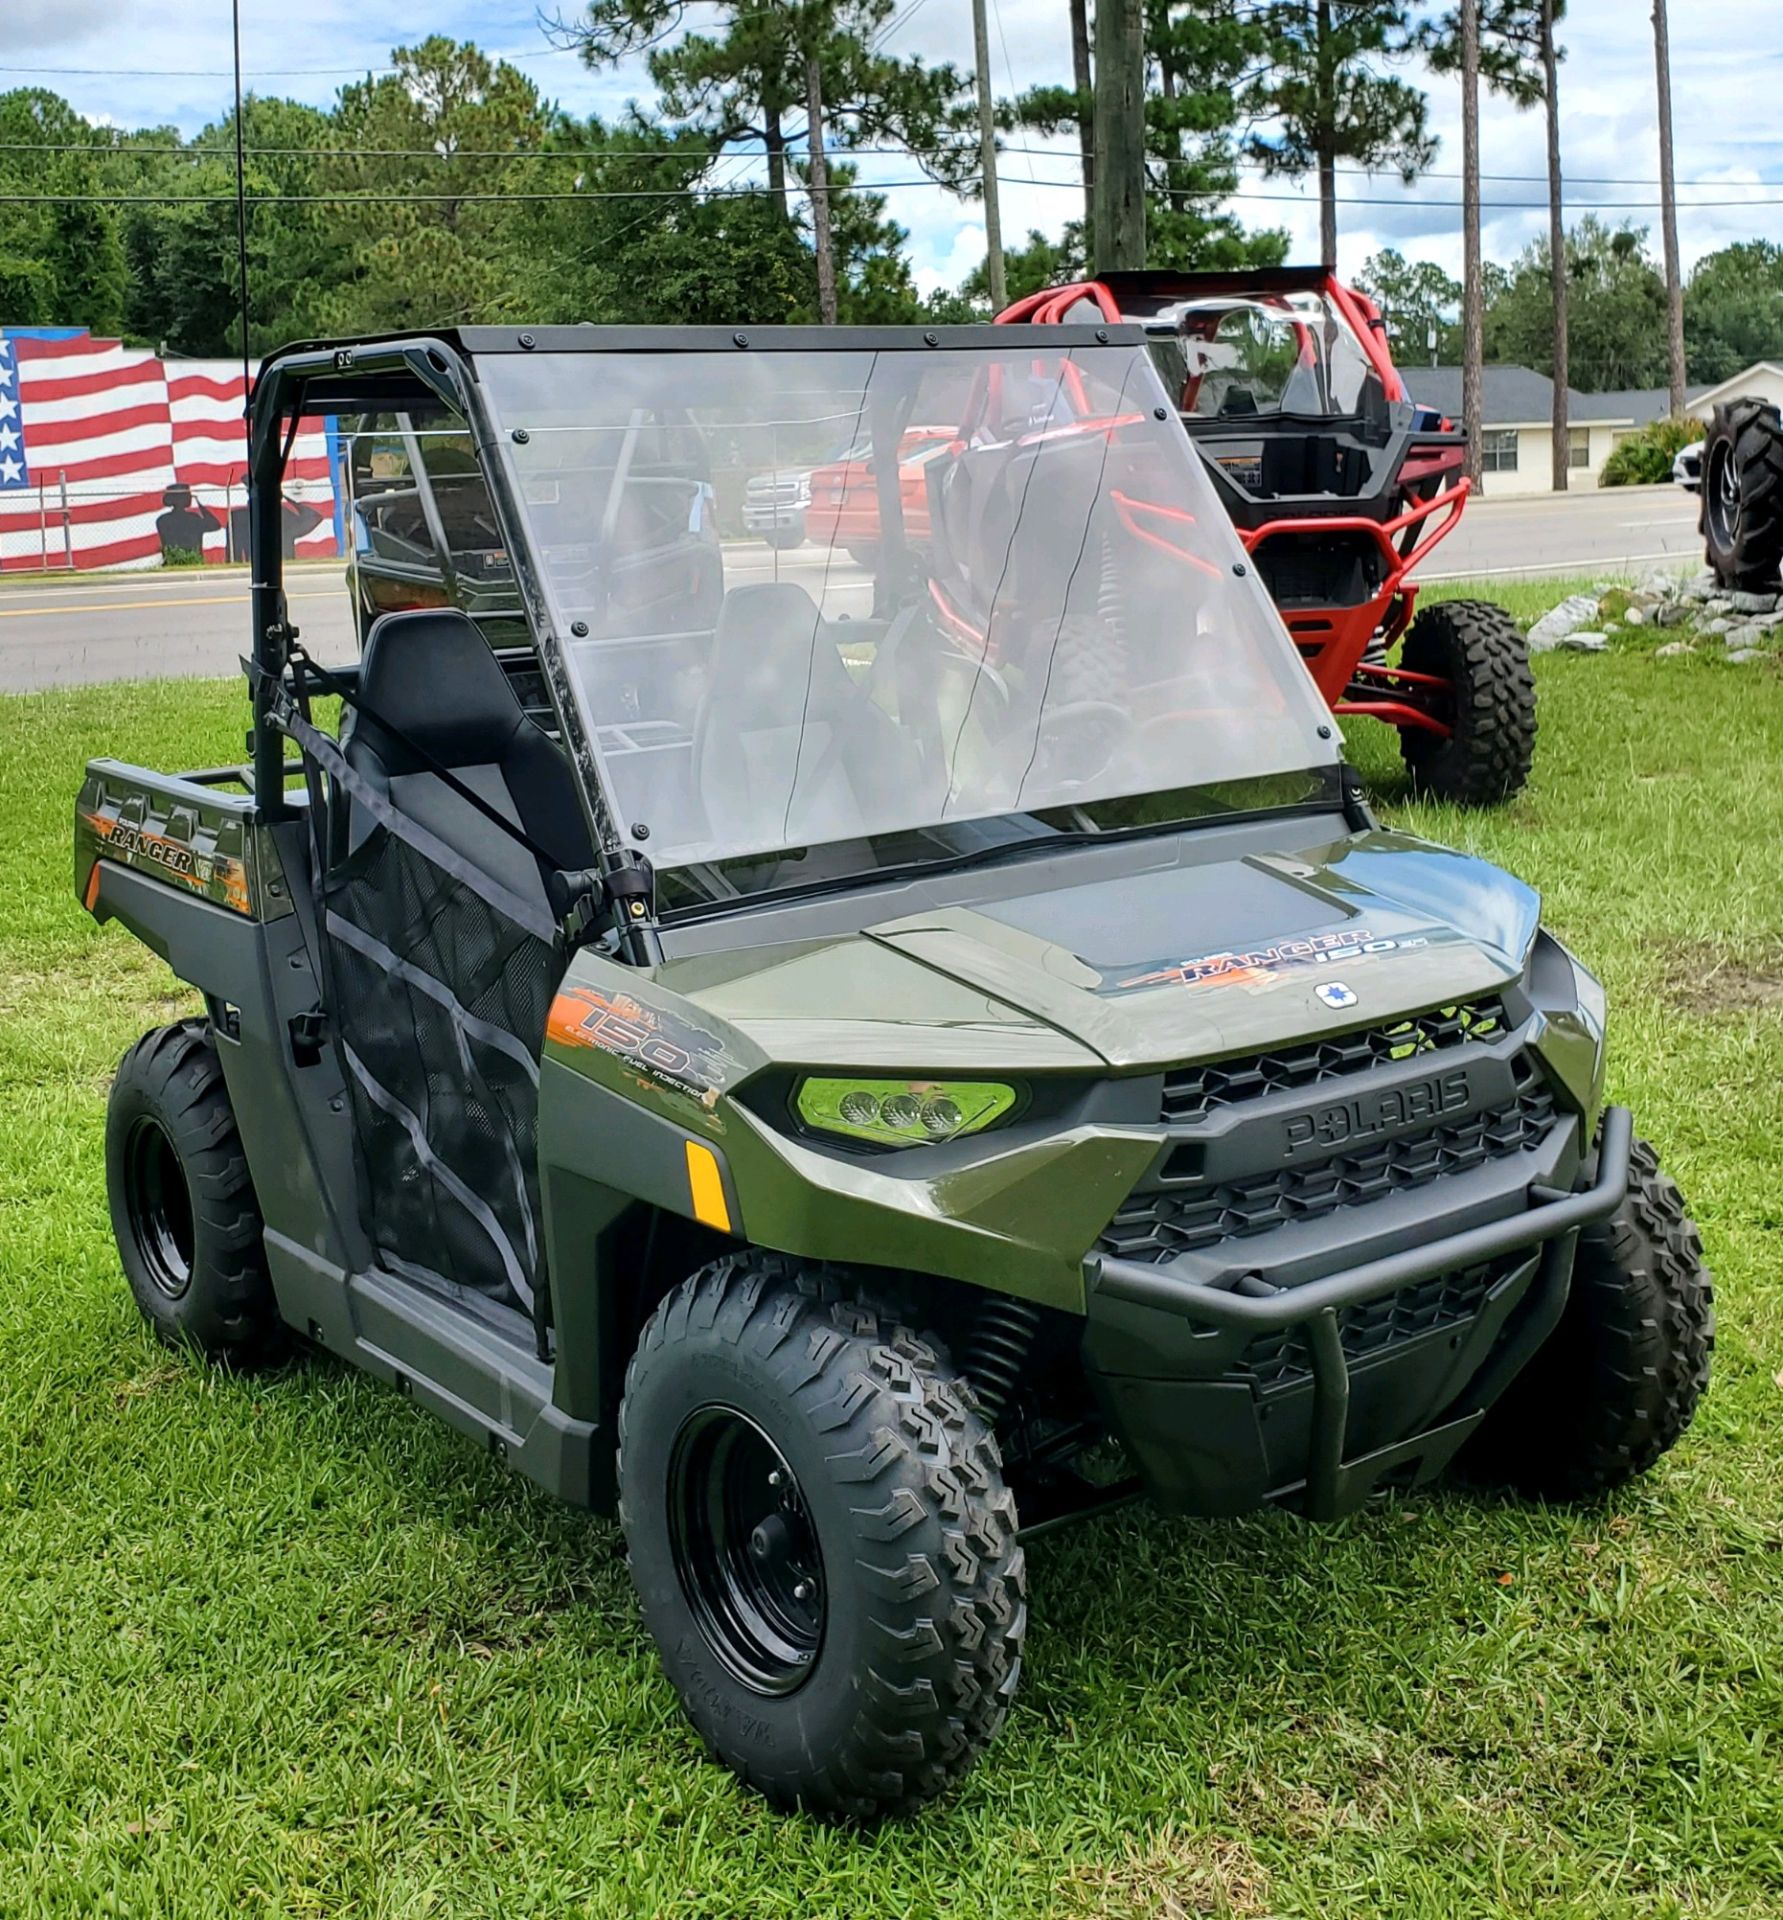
[231,0,252,446]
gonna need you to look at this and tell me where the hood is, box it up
[862,828,1539,1071]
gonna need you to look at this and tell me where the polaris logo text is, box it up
[1282,1070,1470,1158]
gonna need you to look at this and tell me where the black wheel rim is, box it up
[125,1116,195,1300]
[667,1405,825,1697]
[1708,442,1742,550]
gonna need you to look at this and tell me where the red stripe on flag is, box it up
[20,404,173,452]
[10,333,126,362]
[17,364,171,408]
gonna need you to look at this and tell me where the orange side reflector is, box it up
[83,863,102,912]
[684,1138,733,1235]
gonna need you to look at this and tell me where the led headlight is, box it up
[796,1077,1018,1149]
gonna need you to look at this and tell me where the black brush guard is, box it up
[1087,1106,1633,1519]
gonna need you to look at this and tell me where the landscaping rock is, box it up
[1727,590,1780,615]
[1704,619,1733,638]
[1726,624,1765,649]
[1654,602,1693,627]
[1726,648,1768,664]
[1560,631,1609,653]
[1655,641,1696,658]
[1527,593,1604,652]
[1624,606,1648,626]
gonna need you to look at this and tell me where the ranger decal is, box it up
[82,810,252,915]
[1103,927,1435,996]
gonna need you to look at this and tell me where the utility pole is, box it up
[1316,0,1338,271]
[1093,0,1146,271]
[1651,0,1687,412]
[1541,0,1570,491]
[1069,0,1095,234]
[805,49,838,325]
[1460,0,1484,491]
[970,0,1006,313]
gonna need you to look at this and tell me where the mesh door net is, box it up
[286,704,557,1315]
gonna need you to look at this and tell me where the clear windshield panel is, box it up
[479,343,1338,871]
[1144,294,1381,422]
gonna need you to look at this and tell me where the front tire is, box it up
[105,1020,284,1364]
[1701,396,1783,590]
[1397,599,1537,805]
[1463,1133,1712,1500]
[618,1254,1026,1821]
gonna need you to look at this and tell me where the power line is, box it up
[0,183,1776,209]
[0,137,1775,193]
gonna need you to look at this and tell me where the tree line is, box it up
[0,2,1772,430]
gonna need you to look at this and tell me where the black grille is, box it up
[1161,998,1512,1126]
[1230,1258,1515,1393]
[1099,1078,1558,1264]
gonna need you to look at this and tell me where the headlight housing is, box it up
[795,1076,1018,1150]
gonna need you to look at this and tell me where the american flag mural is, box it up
[0,329,340,573]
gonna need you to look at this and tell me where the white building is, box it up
[1404,361,1783,496]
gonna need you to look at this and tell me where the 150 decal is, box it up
[547,984,726,1107]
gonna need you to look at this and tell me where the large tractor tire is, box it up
[617,1253,1025,1822]
[1397,599,1537,806]
[105,1020,285,1366]
[1701,397,1783,590]
[1463,1132,1713,1501]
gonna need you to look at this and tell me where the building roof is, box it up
[1402,364,1578,426]
[1572,385,1713,426]
[1403,364,1776,430]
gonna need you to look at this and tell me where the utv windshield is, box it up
[478,340,1339,880]
[1141,293,1383,423]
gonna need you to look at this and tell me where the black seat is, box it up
[343,609,593,915]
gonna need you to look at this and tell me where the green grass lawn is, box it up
[1,604,1781,1917]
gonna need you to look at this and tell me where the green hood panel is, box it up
[864,828,1538,1072]
[656,934,1104,1075]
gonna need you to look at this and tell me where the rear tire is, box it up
[617,1253,1025,1821]
[105,1020,284,1365]
[1397,598,1537,806]
[1462,1132,1712,1501]
[1701,396,1783,590]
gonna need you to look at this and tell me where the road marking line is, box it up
[0,589,340,619]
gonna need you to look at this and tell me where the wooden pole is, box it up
[805,52,838,325]
[1070,0,1095,233]
[1542,0,1570,491]
[1092,0,1146,271]
[971,0,1006,312]
[1461,0,1485,492]
[1651,0,1687,412]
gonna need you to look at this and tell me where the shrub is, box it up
[1601,413,1705,488]
[160,545,209,568]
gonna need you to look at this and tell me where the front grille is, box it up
[1231,1258,1513,1393]
[1161,998,1512,1126]
[1099,1075,1558,1264]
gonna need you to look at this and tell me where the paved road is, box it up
[0,486,1705,693]
[1422,482,1703,582]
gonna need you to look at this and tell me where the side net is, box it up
[280,699,557,1316]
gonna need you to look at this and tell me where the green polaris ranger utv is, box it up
[78,325,1711,1821]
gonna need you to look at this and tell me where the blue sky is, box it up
[8,0,1782,295]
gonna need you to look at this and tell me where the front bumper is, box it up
[1086,1106,1631,1520]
